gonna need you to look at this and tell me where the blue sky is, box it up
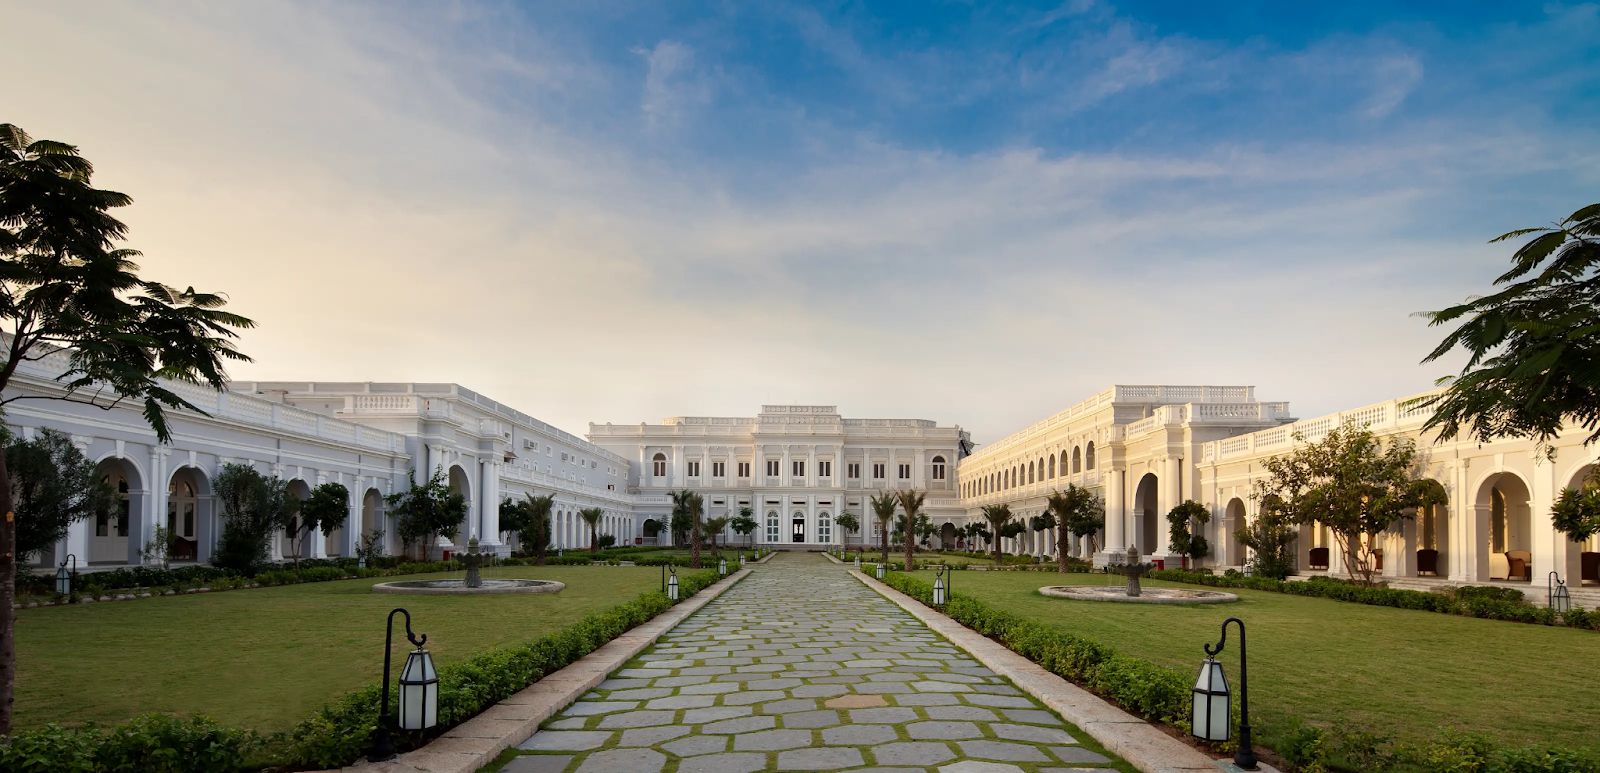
[2,1,1597,445]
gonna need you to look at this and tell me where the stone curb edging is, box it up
[323,566,756,773]
[849,570,1244,773]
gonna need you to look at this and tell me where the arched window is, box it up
[766,510,779,543]
[1085,441,1096,469]
[818,512,832,543]
[1028,461,1035,484]
[1059,451,1068,476]
[1048,455,1056,479]
[167,475,198,539]
[932,455,946,481]
[652,453,667,478]
[1072,447,1082,473]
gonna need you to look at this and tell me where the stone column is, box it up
[137,447,170,565]
[1102,469,1125,565]
[345,475,362,558]
[480,459,502,551]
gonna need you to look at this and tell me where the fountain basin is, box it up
[1038,585,1238,604]
[371,579,565,595]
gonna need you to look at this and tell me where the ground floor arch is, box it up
[92,456,144,564]
[1132,473,1159,555]
[1477,471,1532,581]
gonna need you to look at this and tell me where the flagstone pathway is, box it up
[497,553,1128,773]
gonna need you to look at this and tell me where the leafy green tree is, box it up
[1166,499,1211,566]
[296,482,349,565]
[524,493,555,565]
[1253,422,1442,586]
[981,503,1014,566]
[870,491,897,564]
[671,489,703,568]
[598,534,616,549]
[0,123,253,734]
[835,511,860,546]
[703,515,729,551]
[1236,495,1298,580]
[731,506,757,548]
[896,489,925,571]
[498,497,531,548]
[1046,485,1102,571]
[3,427,115,560]
[212,463,297,575]
[386,469,465,560]
[579,507,604,552]
[1551,468,1600,545]
[914,513,936,550]
[1418,203,1600,456]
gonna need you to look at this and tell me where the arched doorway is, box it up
[941,522,956,550]
[166,468,205,562]
[1478,472,1531,581]
[448,465,472,547]
[1563,464,1600,586]
[642,518,660,546]
[1132,473,1159,554]
[93,458,140,564]
[361,488,386,556]
[285,479,313,559]
[766,510,780,544]
[792,510,806,543]
[1414,480,1449,578]
[818,511,832,544]
[1224,498,1248,567]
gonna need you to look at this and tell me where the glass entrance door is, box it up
[792,517,805,543]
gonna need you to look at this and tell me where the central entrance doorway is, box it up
[792,512,805,543]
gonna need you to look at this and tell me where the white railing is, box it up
[500,465,632,504]
[6,342,407,454]
[1202,391,1445,464]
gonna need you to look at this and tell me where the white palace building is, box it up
[9,339,1599,600]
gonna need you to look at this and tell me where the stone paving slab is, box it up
[850,570,1221,773]
[499,553,1135,773]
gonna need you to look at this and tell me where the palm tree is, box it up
[870,491,898,565]
[897,489,926,571]
[671,488,705,569]
[527,494,555,565]
[704,516,730,551]
[981,503,1014,566]
[579,507,604,552]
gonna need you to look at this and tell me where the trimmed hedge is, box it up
[877,571,1598,773]
[1,568,728,772]
[1147,570,1600,631]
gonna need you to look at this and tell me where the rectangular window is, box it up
[738,462,751,478]
[712,461,725,478]
[898,463,911,479]
[767,460,780,477]
[847,463,860,479]
[792,460,806,477]
[872,463,885,479]
[687,461,701,478]
[818,461,831,478]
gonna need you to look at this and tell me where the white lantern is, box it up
[668,570,679,601]
[1191,658,1231,743]
[933,574,947,606]
[854,556,861,570]
[875,563,885,580]
[358,556,367,569]
[54,564,71,596]
[1551,572,1573,613]
[397,647,439,731]
[719,559,727,577]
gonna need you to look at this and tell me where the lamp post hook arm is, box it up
[1204,617,1244,658]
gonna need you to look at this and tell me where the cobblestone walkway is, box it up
[499,554,1127,773]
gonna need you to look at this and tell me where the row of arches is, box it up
[962,442,1097,498]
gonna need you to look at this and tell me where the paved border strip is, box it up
[849,569,1227,773]
[330,567,755,773]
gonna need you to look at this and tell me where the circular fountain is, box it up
[371,538,564,595]
[1038,544,1238,605]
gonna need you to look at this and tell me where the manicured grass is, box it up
[906,569,1600,753]
[15,565,659,732]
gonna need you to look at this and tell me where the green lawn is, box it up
[16,565,659,732]
[905,569,1600,753]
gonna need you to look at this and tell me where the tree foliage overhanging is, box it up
[1418,202,1600,454]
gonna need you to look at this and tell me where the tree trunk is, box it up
[993,522,1003,567]
[535,530,545,566]
[590,524,597,553]
[880,521,888,565]
[0,449,15,736]
[903,513,914,571]
[1057,523,1069,573]
[690,517,701,569]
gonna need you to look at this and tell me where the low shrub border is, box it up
[0,568,728,773]
[1147,569,1600,631]
[874,570,1599,773]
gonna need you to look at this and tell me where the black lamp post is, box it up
[1550,571,1572,613]
[55,554,77,597]
[368,608,437,762]
[1192,617,1256,770]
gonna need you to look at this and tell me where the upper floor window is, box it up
[897,463,911,479]
[873,463,886,479]
[1072,446,1082,473]
[653,453,667,477]
[687,461,701,478]
[738,461,751,478]
[766,459,781,477]
[1085,441,1096,469]
[712,461,725,478]
[1048,455,1056,479]
[819,460,832,477]
[931,456,946,480]
[847,462,861,479]
[1028,461,1035,484]
[793,460,806,478]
